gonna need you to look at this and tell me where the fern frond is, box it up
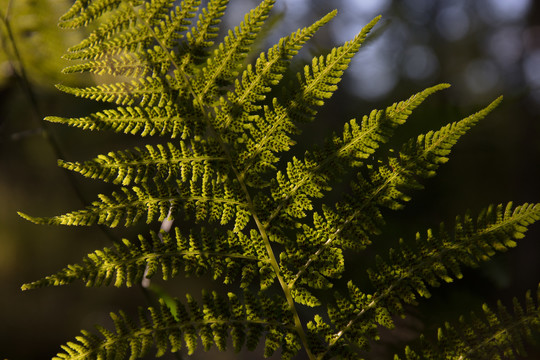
[314,203,540,357]
[65,3,137,52]
[56,76,175,107]
[62,0,191,59]
[369,202,539,303]
[255,84,460,307]
[22,227,270,290]
[58,0,127,29]
[307,95,503,254]
[224,11,339,183]
[287,15,381,123]
[62,50,153,77]
[266,84,449,226]
[397,285,540,360]
[45,104,195,138]
[195,0,275,101]
[399,95,504,179]
[184,0,229,58]
[58,140,225,186]
[359,96,503,213]
[53,292,299,359]
[228,10,337,117]
[21,1,540,359]
[160,0,201,48]
[19,178,248,229]
[63,26,157,61]
[306,282,384,357]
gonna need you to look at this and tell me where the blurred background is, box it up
[1,0,539,358]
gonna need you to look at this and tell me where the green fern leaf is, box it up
[195,0,275,101]
[53,292,298,359]
[287,15,381,123]
[19,177,248,228]
[266,84,450,229]
[397,285,540,360]
[314,203,540,358]
[59,0,127,29]
[62,50,153,77]
[57,140,225,185]
[186,0,229,53]
[228,10,337,116]
[45,104,195,138]
[22,227,270,289]
[56,76,175,106]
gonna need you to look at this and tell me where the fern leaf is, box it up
[400,95,504,179]
[58,0,127,29]
[287,15,381,123]
[22,227,271,290]
[62,50,153,77]
[58,140,224,186]
[45,104,195,138]
[63,0,193,60]
[397,285,540,360]
[21,1,540,358]
[369,202,539,301]
[160,0,201,48]
[53,292,299,359]
[295,95,504,267]
[18,178,248,228]
[228,10,336,117]
[64,4,136,52]
[315,203,540,357]
[266,84,449,227]
[56,76,175,107]
[196,0,275,101]
[184,0,229,58]
[224,11,339,182]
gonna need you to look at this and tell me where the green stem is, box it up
[127,2,314,357]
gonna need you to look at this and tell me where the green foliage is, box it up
[396,287,540,360]
[54,291,299,359]
[19,0,540,359]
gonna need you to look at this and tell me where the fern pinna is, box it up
[19,0,540,359]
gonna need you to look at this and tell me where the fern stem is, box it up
[126,2,316,357]
[247,190,316,360]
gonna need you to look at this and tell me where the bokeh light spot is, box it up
[524,50,540,88]
[402,45,439,80]
[464,59,500,94]
[436,5,470,41]
[481,0,531,22]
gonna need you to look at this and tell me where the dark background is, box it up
[1,0,539,358]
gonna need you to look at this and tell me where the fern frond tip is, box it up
[491,94,504,108]
[44,116,63,124]
[366,14,383,30]
[17,212,48,225]
[21,284,31,291]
